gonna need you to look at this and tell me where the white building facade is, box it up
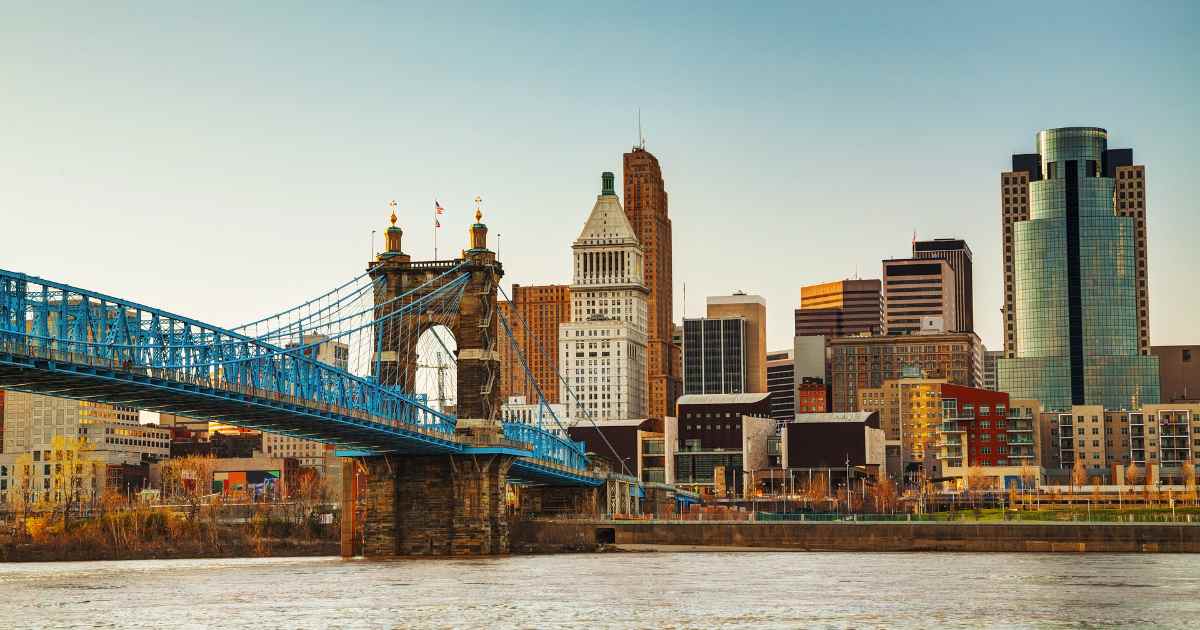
[559,172,649,423]
[502,395,568,437]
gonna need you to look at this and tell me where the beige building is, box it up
[706,293,767,393]
[1042,403,1199,483]
[860,377,946,478]
[1152,345,1199,403]
[2,392,166,463]
[0,392,170,503]
[882,258,957,336]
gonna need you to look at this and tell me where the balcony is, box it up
[1008,436,1034,445]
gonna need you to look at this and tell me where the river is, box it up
[1,552,1198,628]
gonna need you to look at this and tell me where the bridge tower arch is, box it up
[367,206,503,435]
[349,203,515,557]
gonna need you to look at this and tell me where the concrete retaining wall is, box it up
[513,520,1200,553]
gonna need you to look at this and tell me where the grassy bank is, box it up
[0,505,338,562]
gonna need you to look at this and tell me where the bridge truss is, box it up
[0,265,596,485]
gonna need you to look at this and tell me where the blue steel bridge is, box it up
[0,257,597,487]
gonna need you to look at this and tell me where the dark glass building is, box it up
[682,317,746,395]
[998,127,1159,411]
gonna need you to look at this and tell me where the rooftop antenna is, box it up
[636,108,645,149]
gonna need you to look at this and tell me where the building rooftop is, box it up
[677,392,771,406]
[707,294,766,306]
[568,418,650,428]
[791,412,877,424]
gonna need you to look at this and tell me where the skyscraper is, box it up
[794,279,882,337]
[498,284,571,404]
[766,349,796,425]
[706,293,767,393]
[623,147,680,420]
[882,258,957,336]
[559,172,649,422]
[913,238,974,333]
[997,127,1159,410]
[682,316,747,395]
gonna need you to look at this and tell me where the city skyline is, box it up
[2,4,1198,355]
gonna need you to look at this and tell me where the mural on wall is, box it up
[213,470,281,498]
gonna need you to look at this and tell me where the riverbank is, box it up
[0,537,338,562]
[514,519,1200,553]
[0,506,338,562]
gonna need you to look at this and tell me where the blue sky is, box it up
[1,2,1197,351]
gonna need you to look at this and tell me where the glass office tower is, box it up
[998,127,1159,410]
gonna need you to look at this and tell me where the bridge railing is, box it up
[0,269,459,437]
[502,420,589,472]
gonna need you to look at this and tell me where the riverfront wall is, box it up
[513,520,1200,553]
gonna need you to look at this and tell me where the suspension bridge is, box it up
[0,207,678,556]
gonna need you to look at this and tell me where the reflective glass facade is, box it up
[998,127,1159,411]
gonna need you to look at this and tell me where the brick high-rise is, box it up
[497,284,571,407]
[623,147,680,419]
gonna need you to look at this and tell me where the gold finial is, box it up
[388,199,398,226]
[474,196,483,222]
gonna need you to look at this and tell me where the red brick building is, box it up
[939,384,1011,467]
[624,147,681,419]
[795,378,829,414]
[498,284,571,404]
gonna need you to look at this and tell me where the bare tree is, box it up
[869,477,898,514]
[1125,462,1140,487]
[1184,458,1197,506]
[160,455,216,520]
[965,466,988,509]
[1072,457,1087,491]
[802,472,829,513]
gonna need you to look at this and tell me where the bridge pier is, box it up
[357,453,514,557]
[518,485,600,518]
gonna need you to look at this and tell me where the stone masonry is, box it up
[361,454,513,556]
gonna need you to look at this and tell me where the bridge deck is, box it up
[0,343,603,486]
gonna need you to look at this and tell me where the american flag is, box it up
[434,200,444,215]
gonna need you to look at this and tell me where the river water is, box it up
[1,552,1198,629]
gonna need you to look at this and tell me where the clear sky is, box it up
[2,2,1197,352]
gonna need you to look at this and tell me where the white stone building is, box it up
[502,395,568,437]
[559,172,649,423]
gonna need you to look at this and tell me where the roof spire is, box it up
[601,172,615,196]
[388,199,398,226]
[474,195,483,222]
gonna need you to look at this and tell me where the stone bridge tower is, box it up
[347,202,512,558]
[367,203,503,433]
